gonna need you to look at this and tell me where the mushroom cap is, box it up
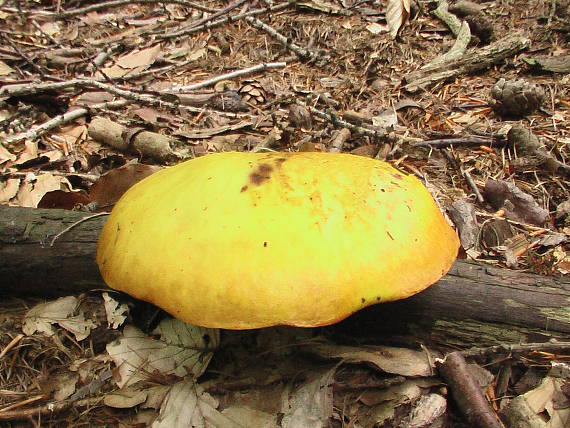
[97,152,459,329]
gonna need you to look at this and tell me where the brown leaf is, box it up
[117,45,162,69]
[132,107,160,124]
[89,163,162,210]
[38,190,91,210]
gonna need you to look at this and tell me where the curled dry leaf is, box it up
[22,296,97,341]
[386,0,411,39]
[309,344,433,377]
[102,292,129,329]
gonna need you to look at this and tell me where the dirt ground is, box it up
[0,0,569,427]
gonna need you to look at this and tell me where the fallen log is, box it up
[1,205,569,348]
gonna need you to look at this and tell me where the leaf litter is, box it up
[0,0,569,426]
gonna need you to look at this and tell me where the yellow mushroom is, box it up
[97,152,459,329]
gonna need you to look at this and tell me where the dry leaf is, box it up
[222,407,278,428]
[40,21,60,36]
[0,178,20,203]
[0,144,17,164]
[102,292,129,329]
[15,140,38,165]
[68,367,112,401]
[74,91,115,106]
[503,376,570,427]
[100,44,162,77]
[309,344,433,377]
[89,163,162,209]
[386,0,411,39]
[15,173,70,208]
[22,296,97,341]
[448,199,479,250]
[361,380,423,426]
[366,22,388,34]
[372,108,398,128]
[104,386,148,408]
[187,47,206,62]
[360,379,422,406]
[38,371,79,401]
[153,381,243,428]
[407,393,447,427]
[0,60,15,76]
[142,385,171,410]
[132,107,159,124]
[38,190,90,210]
[117,45,162,68]
[280,368,335,428]
[106,319,219,388]
[54,372,80,400]
[81,11,117,25]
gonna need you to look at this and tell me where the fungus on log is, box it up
[96,152,459,329]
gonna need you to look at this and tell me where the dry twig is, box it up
[52,0,217,18]
[245,16,321,62]
[438,352,505,428]
[158,2,294,39]
[167,62,287,93]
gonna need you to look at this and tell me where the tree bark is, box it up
[1,205,569,348]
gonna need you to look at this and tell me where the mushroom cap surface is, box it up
[97,152,459,329]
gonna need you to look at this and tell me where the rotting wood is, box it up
[1,205,569,349]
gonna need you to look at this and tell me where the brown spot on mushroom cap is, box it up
[249,163,273,185]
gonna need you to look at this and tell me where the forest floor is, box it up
[0,0,569,427]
